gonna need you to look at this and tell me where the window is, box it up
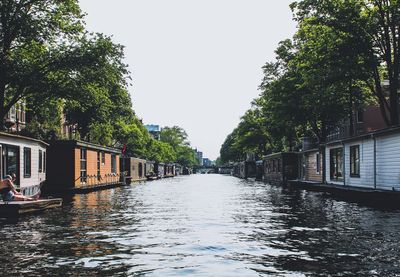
[80,149,87,183]
[43,151,46,173]
[24,147,31,178]
[350,145,360,177]
[39,150,43,173]
[111,154,116,174]
[356,108,364,123]
[101,152,105,164]
[316,153,321,174]
[97,152,101,181]
[330,148,343,181]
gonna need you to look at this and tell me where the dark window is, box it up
[39,150,43,173]
[97,152,101,181]
[80,149,87,183]
[330,148,343,181]
[277,159,281,173]
[356,108,364,123]
[316,153,321,174]
[350,145,360,177]
[43,151,46,173]
[111,154,116,174]
[24,147,31,178]
[101,152,105,164]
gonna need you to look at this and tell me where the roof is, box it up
[49,140,121,154]
[326,126,400,146]
[263,152,299,159]
[0,132,49,147]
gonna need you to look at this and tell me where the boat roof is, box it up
[0,132,49,147]
[49,140,121,154]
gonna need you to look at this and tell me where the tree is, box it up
[291,0,400,125]
[0,0,84,128]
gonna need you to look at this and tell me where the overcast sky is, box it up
[79,0,296,160]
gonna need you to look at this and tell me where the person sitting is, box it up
[0,174,38,202]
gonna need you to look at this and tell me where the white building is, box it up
[325,127,400,191]
[0,132,47,196]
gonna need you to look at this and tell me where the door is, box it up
[330,147,343,181]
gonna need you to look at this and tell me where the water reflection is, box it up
[0,175,400,276]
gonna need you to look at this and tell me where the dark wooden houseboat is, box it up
[120,157,147,184]
[263,152,299,185]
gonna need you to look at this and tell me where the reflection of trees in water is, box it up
[232,182,400,276]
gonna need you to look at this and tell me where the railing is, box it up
[76,173,122,186]
[326,123,365,142]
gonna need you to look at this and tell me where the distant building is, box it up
[196,150,203,166]
[203,158,212,167]
[145,124,161,140]
[4,100,26,132]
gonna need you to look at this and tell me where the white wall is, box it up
[0,135,47,195]
[344,139,375,189]
[376,133,400,190]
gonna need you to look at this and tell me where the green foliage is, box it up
[221,0,400,160]
[159,126,198,167]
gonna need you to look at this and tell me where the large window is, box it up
[111,154,116,174]
[80,149,87,183]
[24,147,31,178]
[350,145,360,177]
[39,150,43,173]
[330,148,343,181]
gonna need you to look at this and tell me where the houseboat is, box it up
[255,160,264,181]
[174,163,182,176]
[263,152,299,185]
[325,126,400,191]
[0,132,47,196]
[155,162,165,179]
[145,160,157,180]
[232,161,256,179]
[120,157,147,184]
[46,140,121,192]
[164,163,175,178]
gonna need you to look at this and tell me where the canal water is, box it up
[1,174,400,276]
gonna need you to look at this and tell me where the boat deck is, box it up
[287,180,400,204]
[0,198,63,217]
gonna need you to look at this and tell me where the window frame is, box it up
[316,153,321,174]
[350,145,360,178]
[111,154,116,174]
[39,149,43,173]
[330,147,343,181]
[24,147,31,178]
[80,148,87,183]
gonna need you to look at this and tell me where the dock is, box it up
[287,180,400,205]
[0,198,63,217]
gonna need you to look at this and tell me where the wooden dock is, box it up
[0,198,63,217]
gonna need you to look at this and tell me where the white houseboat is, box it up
[325,127,400,191]
[0,132,47,196]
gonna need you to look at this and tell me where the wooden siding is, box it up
[122,157,146,182]
[263,153,298,184]
[303,151,323,183]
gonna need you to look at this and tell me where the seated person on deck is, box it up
[0,174,38,202]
